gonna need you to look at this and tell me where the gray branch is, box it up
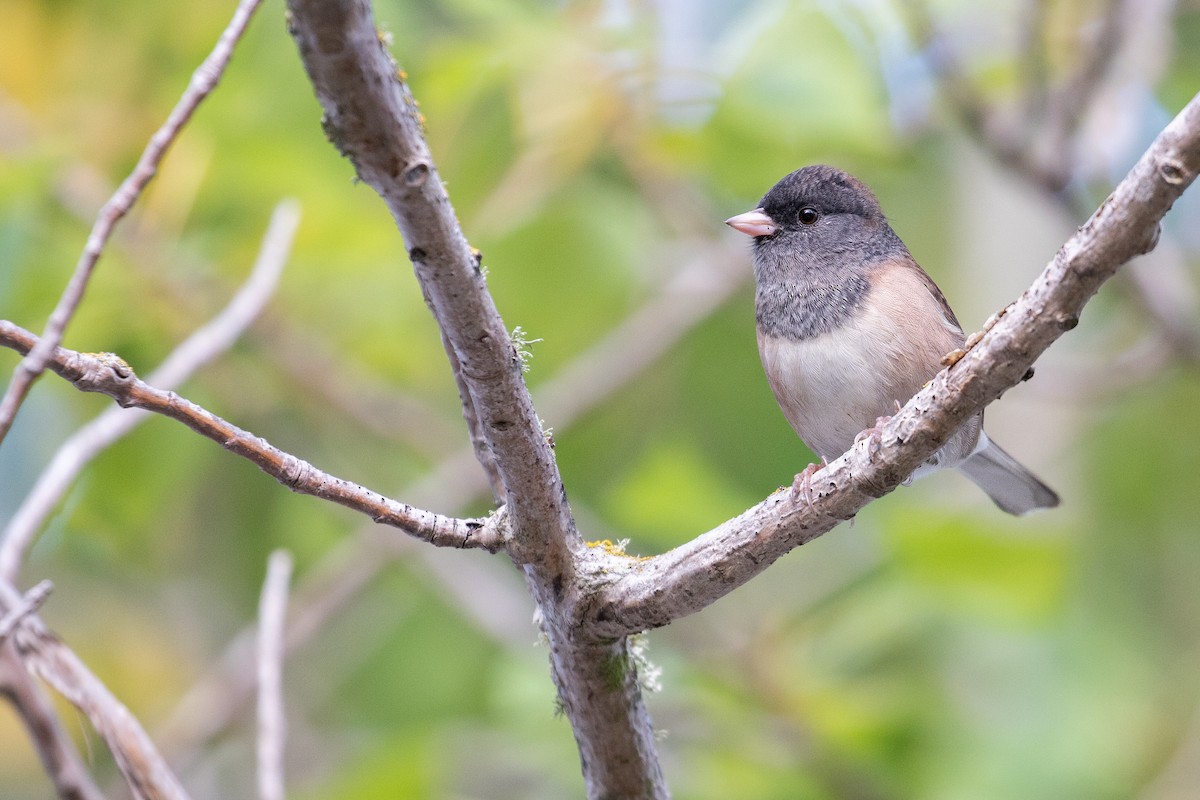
[256,550,293,800]
[0,322,504,553]
[0,0,267,447]
[0,643,105,800]
[0,581,191,800]
[0,200,300,584]
[285,0,572,568]
[284,1,666,796]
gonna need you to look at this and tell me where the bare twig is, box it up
[0,581,102,799]
[0,581,191,800]
[0,643,105,800]
[159,532,384,759]
[588,91,1200,638]
[0,322,505,553]
[1039,0,1133,181]
[440,326,508,504]
[0,0,267,447]
[0,200,300,583]
[0,580,52,641]
[16,630,193,800]
[256,550,293,800]
[899,0,1068,193]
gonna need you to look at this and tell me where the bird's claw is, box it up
[790,461,826,511]
[854,415,891,448]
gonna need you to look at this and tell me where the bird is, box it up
[725,165,1058,515]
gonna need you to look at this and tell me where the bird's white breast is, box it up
[757,261,968,462]
[759,310,916,460]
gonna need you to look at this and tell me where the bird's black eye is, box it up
[798,207,819,225]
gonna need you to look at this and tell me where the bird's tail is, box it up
[956,433,1059,515]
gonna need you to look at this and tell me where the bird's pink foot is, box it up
[854,415,891,447]
[790,460,827,510]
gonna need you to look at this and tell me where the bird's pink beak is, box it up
[725,208,777,237]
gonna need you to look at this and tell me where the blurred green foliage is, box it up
[2,0,1200,798]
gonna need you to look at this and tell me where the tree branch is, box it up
[256,550,292,800]
[12,626,192,800]
[0,642,105,800]
[0,200,300,584]
[0,580,52,641]
[586,91,1200,638]
[0,0,266,447]
[285,0,572,568]
[0,580,191,800]
[0,322,504,553]
[285,2,666,796]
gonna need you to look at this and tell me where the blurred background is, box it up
[2,0,1200,797]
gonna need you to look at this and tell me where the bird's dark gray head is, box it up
[756,165,888,250]
[727,164,906,276]
[726,165,907,340]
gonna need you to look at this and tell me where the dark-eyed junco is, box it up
[726,165,1058,515]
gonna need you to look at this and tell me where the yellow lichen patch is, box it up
[585,539,651,561]
[84,352,133,377]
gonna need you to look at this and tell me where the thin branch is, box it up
[15,630,193,800]
[0,643,106,800]
[585,91,1200,638]
[0,580,52,641]
[0,0,266,447]
[158,532,383,759]
[1044,0,1130,158]
[899,0,1068,193]
[440,326,507,504]
[256,550,293,800]
[0,322,505,553]
[0,582,191,800]
[0,200,300,583]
